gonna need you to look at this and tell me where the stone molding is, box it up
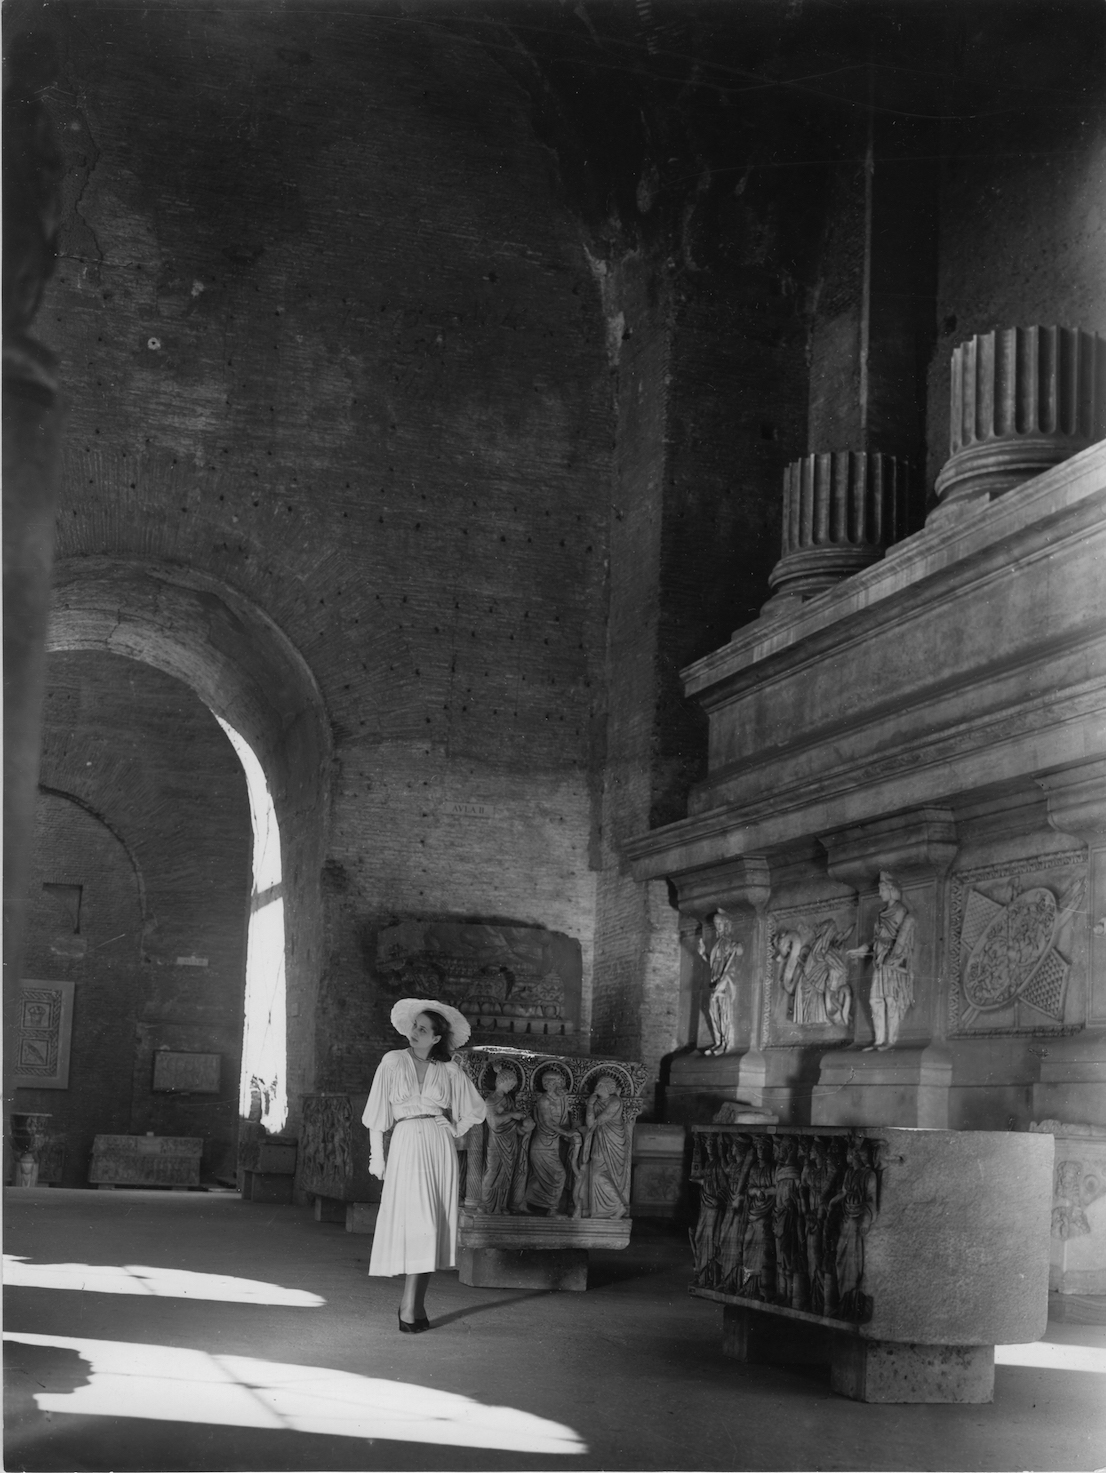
[764,453,913,612]
[934,327,1106,513]
[671,855,771,919]
[821,808,958,891]
[1038,760,1106,842]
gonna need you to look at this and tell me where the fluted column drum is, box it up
[763,452,913,611]
[933,326,1106,513]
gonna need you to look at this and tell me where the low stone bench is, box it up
[689,1123,1052,1402]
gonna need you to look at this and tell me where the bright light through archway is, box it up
[216,717,287,1134]
[5,1333,587,1455]
[3,1257,324,1306]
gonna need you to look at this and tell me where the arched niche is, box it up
[47,556,331,1131]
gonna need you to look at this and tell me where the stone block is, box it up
[346,1201,379,1234]
[721,1304,831,1365]
[242,1170,293,1205]
[458,1246,588,1292]
[89,1134,202,1188]
[313,1195,346,1223]
[812,1046,951,1129]
[829,1339,995,1404]
[631,1124,687,1217]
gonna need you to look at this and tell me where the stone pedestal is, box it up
[763,452,913,617]
[242,1170,294,1204]
[721,1303,830,1365]
[313,1195,346,1224]
[345,1201,379,1234]
[458,1247,588,1292]
[830,1338,994,1404]
[933,326,1105,517]
[812,1045,952,1128]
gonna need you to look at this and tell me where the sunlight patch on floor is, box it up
[4,1333,587,1455]
[3,1257,324,1306]
[995,1341,1106,1374]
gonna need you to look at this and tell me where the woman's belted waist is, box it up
[396,1113,441,1123]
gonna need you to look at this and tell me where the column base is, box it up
[457,1246,588,1291]
[830,1338,995,1404]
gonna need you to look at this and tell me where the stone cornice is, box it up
[683,442,1106,708]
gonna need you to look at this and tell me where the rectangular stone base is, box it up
[313,1195,346,1223]
[242,1170,294,1205]
[812,1047,951,1129]
[458,1246,588,1292]
[722,1304,831,1365]
[346,1201,379,1234]
[830,1338,994,1404]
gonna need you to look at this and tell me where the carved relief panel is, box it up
[456,1047,647,1221]
[765,903,857,1044]
[949,853,1087,1035]
[690,1125,881,1323]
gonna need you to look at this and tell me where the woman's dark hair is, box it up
[420,1009,453,1063]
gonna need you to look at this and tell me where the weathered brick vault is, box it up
[7,0,1105,1172]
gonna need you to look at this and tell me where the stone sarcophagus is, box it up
[454,1046,647,1289]
[690,1124,1052,1402]
[297,1092,382,1227]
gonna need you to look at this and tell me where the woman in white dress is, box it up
[364,997,486,1332]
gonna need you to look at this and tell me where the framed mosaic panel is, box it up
[13,980,75,1089]
[948,852,1087,1036]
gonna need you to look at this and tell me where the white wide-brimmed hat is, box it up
[390,997,472,1049]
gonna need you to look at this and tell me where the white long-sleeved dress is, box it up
[362,1049,486,1276]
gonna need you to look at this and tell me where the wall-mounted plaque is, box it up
[13,980,75,1089]
[152,1051,222,1094]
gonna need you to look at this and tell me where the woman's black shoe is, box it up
[398,1313,430,1333]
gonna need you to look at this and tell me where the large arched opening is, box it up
[44,557,330,1142]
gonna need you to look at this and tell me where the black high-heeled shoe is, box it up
[398,1313,431,1333]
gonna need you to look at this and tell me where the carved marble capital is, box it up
[1037,760,1106,843]
[820,808,958,891]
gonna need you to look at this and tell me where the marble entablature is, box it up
[627,444,1106,1133]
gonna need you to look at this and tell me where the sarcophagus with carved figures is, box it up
[454,1046,647,1286]
[689,1123,1052,1402]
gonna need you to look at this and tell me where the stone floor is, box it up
[4,1187,1105,1472]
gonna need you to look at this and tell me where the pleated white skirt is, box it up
[368,1118,459,1276]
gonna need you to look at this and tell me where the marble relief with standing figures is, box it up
[690,1126,881,1323]
[457,1047,647,1221]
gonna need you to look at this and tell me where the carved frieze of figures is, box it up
[457,1047,647,1221]
[689,1127,881,1323]
[769,914,854,1030]
[698,910,743,1055]
[847,872,916,1050]
[949,854,1087,1034]
[299,1094,354,1196]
